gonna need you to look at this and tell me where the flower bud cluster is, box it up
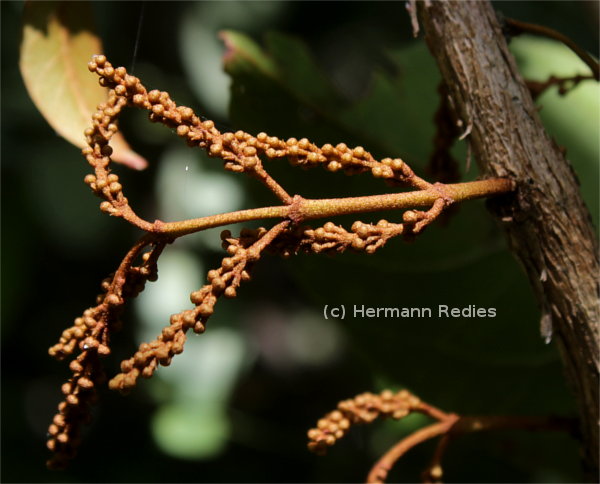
[46,353,104,469]
[108,228,267,393]
[107,284,218,393]
[46,277,124,467]
[46,241,164,466]
[46,55,468,470]
[402,197,448,235]
[85,56,431,201]
[269,220,404,257]
[303,220,404,255]
[49,305,110,360]
[307,390,422,455]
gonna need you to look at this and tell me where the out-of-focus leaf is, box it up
[152,402,230,460]
[222,31,441,165]
[221,30,277,78]
[19,1,147,169]
[510,36,599,226]
[339,43,441,166]
[221,29,359,147]
[263,31,345,112]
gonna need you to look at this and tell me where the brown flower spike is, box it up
[46,55,514,468]
[308,389,575,483]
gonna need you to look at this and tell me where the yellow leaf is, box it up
[19,1,147,170]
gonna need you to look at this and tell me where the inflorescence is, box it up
[46,55,514,469]
[308,389,575,483]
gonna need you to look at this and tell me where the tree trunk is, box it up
[416,0,599,476]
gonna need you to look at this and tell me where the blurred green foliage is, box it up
[2,1,597,483]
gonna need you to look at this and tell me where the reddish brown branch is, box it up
[368,413,576,484]
[504,17,599,80]
[309,389,576,484]
[526,74,595,100]
[367,417,459,484]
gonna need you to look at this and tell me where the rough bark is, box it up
[416,0,599,476]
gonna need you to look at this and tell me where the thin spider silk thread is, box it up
[130,1,146,74]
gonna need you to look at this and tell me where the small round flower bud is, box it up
[391,159,404,171]
[198,304,213,317]
[211,278,226,292]
[317,419,329,430]
[148,90,161,103]
[209,143,223,156]
[77,377,94,389]
[98,344,110,355]
[403,210,419,223]
[99,201,112,212]
[353,146,365,157]
[321,143,334,155]
[327,161,341,172]
[61,382,73,395]
[340,153,352,164]
[94,55,106,66]
[243,146,256,156]
[107,183,120,195]
[307,152,319,163]
[222,258,235,271]
[351,238,365,250]
[133,94,145,106]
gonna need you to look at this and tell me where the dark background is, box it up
[2,1,598,482]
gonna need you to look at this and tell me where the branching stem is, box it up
[123,178,514,237]
[504,17,599,80]
[367,416,459,484]
[368,413,576,483]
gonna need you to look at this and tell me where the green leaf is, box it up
[19,1,147,169]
